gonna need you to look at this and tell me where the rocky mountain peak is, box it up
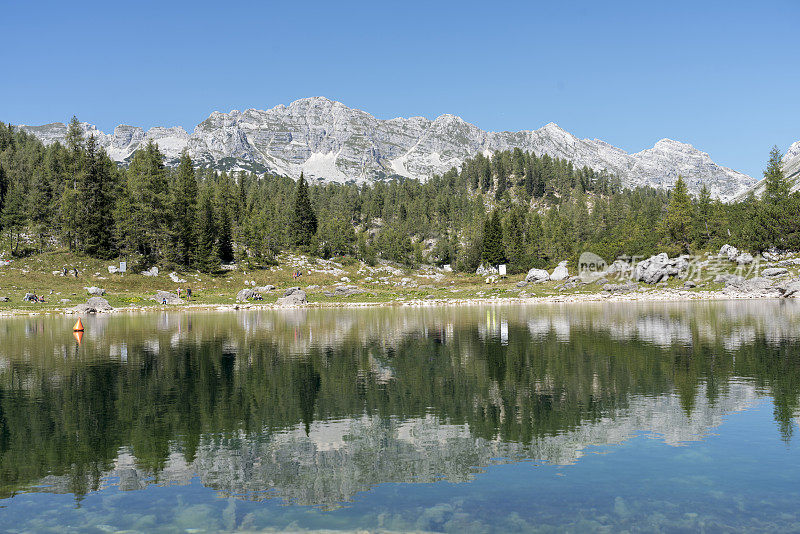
[16,97,758,200]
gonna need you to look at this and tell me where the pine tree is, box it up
[119,141,169,260]
[78,135,115,256]
[504,207,526,272]
[171,150,198,267]
[481,209,505,266]
[663,176,693,253]
[288,173,317,248]
[1,181,26,255]
[215,173,235,263]
[195,182,219,272]
[763,146,789,206]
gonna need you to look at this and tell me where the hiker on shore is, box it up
[187,287,192,301]
[177,287,182,299]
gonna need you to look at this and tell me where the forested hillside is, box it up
[1,117,798,274]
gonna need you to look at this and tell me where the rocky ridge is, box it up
[18,97,756,199]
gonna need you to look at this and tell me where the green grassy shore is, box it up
[0,250,790,315]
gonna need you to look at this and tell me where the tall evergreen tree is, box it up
[763,146,789,206]
[1,181,26,255]
[663,176,693,252]
[195,182,219,272]
[481,210,505,266]
[78,135,115,256]
[170,150,198,267]
[288,173,317,248]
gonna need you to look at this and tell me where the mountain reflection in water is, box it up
[0,301,798,508]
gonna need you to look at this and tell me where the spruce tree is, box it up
[78,135,115,257]
[481,209,505,266]
[763,146,789,206]
[288,173,317,248]
[171,150,198,267]
[195,182,219,272]
[1,181,26,255]
[215,173,235,263]
[664,176,693,252]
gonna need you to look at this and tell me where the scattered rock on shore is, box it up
[236,288,255,302]
[550,261,569,281]
[85,286,106,296]
[635,253,688,284]
[602,281,638,294]
[70,297,113,314]
[141,266,159,277]
[761,267,788,277]
[525,268,549,283]
[276,289,307,306]
[151,291,184,305]
[324,285,365,297]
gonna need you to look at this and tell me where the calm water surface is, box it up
[0,301,799,532]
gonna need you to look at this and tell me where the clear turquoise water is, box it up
[0,302,798,532]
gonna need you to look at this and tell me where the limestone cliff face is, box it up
[18,97,757,200]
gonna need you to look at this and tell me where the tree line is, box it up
[0,117,797,273]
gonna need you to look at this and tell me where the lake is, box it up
[0,301,798,532]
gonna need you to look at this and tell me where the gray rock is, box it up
[602,282,638,294]
[683,280,697,288]
[169,272,187,283]
[635,253,688,284]
[714,273,744,285]
[324,285,365,297]
[151,291,184,305]
[283,286,302,297]
[276,290,307,306]
[516,280,529,288]
[719,244,739,261]
[735,252,754,265]
[723,276,779,297]
[141,266,159,277]
[85,286,106,296]
[779,280,800,298]
[594,277,609,285]
[108,265,119,274]
[550,261,569,281]
[761,267,788,277]
[255,285,275,292]
[71,297,113,314]
[525,268,549,283]
[236,288,255,302]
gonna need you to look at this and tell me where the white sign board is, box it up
[119,262,127,273]
[498,264,507,276]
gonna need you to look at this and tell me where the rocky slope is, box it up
[18,97,756,199]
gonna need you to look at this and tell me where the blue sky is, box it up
[1,0,797,177]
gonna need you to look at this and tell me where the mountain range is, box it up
[17,97,781,200]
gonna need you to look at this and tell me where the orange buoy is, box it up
[73,330,83,344]
[73,318,84,332]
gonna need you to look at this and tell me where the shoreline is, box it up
[0,288,787,317]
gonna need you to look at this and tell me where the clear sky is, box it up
[1,0,797,177]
